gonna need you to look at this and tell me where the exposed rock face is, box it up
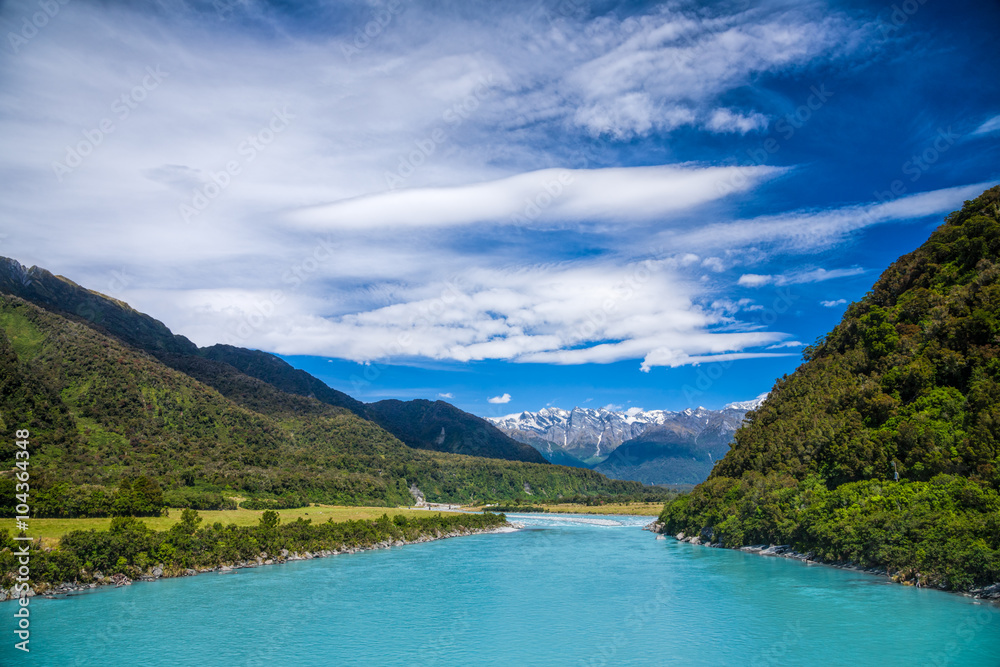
[409,484,425,506]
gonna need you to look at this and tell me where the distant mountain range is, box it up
[488,395,768,485]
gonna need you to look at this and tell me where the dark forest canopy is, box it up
[660,185,1000,591]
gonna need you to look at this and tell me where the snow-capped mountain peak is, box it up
[487,396,765,464]
[722,392,770,412]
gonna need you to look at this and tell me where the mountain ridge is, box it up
[0,257,543,465]
[488,394,768,484]
[0,290,649,515]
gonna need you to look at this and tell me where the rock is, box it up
[655,534,666,540]
[675,532,685,540]
[971,582,1000,599]
[760,545,790,556]
[152,566,163,578]
[184,569,197,576]
[280,549,289,558]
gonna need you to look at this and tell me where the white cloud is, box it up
[701,256,725,272]
[767,340,804,349]
[0,0,967,380]
[820,298,847,307]
[737,273,773,287]
[972,114,1000,135]
[291,164,785,230]
[562,5,863,138]
[669,182,998,253]
[487,393,512,404]
[438,392,454,399]
[738,267,864,288]
[704,108,769,134]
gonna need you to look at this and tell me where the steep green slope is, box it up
[0,258,541,463]
[198,344,367,414]
[0,258,197,357]
[660,186,1000,591]
[0,295,646,515]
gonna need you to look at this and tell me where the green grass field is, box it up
[534,502,663,515]
[3,505,455,545]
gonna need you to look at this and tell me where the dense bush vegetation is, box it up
[661,186,1000,591]
[0,476,165,518]
[0,510,507,586]
[663,473,1000,589]
[239,495,310,510]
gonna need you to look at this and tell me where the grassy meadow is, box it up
[4,505,455,546]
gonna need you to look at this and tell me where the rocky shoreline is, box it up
[644,520,1000,603]
[0,522,516,603]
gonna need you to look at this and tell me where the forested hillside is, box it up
[0,295,647,516]
[660,186,1000,591]
[0,258,542,463]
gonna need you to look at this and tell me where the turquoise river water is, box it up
[3,513,998,666]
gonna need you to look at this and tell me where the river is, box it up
[5,513,998,665]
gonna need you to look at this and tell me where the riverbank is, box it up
[0,519,515,603]
[0,511,510,603]
[473,502,663,516]
[645,520,1000,602]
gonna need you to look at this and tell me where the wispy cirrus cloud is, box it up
[737,267,864,288]
[291,164,786,230]
[666,182,998,254]
[1,0,994,399]
[972,114,1000,136]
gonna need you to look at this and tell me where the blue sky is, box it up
[1,0,998,416]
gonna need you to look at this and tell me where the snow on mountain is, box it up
[721,392,770,412]
[488,395,769,465]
